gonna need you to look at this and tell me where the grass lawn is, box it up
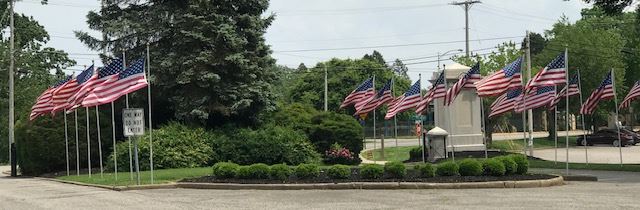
[489,137,577,152]
[57,167,211,186]
[368,146,415,162]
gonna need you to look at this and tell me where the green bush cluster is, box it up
[482,159,506,176]
[510,154,529,174]
[360,164,384,179]
[269,164,292,181]
[414,163,435,178]
[327,164,351,179]
[497,156,517,175]
[436,162,460,176]
[384,161,406,178]
[409,147,423,161]
[295,163,320,179]
[212,162,239,179]
[458,159,483,176]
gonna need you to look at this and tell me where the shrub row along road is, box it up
[2,166,640,209]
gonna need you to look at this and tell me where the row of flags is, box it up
[340,51,640,121]
[29,58,148,120]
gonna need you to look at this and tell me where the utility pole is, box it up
[450,0,481,57]
[9,0,17,177]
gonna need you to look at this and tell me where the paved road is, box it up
[533,145,640,164]
[2,166,640,209]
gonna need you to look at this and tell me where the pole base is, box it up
[11,143,17,177]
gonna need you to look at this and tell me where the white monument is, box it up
[432,63,486,152]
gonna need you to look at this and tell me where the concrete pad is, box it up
[532,145,640,164]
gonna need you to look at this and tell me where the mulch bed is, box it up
[181,169,556,184]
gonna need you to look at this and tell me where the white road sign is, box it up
[123,108,145,136]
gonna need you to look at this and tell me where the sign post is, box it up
[123,108,145,185]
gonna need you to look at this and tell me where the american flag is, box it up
[82,59,147,107]
[340,77,374,109]
[526,53,566,89]
[514,86,555,112]
[488,88,522,118]
[51,74,80,114]
[619,81,640,109]
[80,59,124,107]
[475,57,523,97]
[65,65,97,111]
[548,74,580,110]
[580,71,614,115]
[29,77,71,120]
[444,62,481,106]
[385,79,421,119]
[355,79,393,115]
[416,72,445,114]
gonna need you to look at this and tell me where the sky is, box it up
[14,0,591,88]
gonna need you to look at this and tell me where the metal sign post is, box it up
[123,108,145,185]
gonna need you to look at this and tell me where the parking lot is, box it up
[533,145,640,164]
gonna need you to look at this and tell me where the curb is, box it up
[40,177,178,191]
[175,176,564,190]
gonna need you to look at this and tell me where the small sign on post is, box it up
[123,108,145,136]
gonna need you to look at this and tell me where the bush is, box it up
[327,164,351,179]
[409,147,423,161]
[510,154,529,175]
[212,162,239,179]
[384,161,406,178]
[295,163,320,179]
[236,166,252,179]
[324,143,359,165]
[458,159,483,176]
[483,158,506,176]
[497,156,517,175]
[360,164,384,179]
[270,164,292,181]
[248,163,271,179]
[436,162,459,176]
[108,122,212,171]
[414,163,435,178]
[210,125,321,165]
[307,112,364,160]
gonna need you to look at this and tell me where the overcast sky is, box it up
[15,0,591,87]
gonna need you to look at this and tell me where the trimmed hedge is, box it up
[436,162,459,176]
[458,159,483,176]
[510,154,529,174]
[483,158,506,176]
[212,162,239,179]
[384,161,406,178]
[414,163,435,178]
[327,164,351,179]
[295,163,320,179]
[497,156,517,175]
[270,164,292,181]
[360,164,384,179]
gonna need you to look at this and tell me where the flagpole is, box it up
[372,75,376,159]
[393,78,398,160]
[64,109,70,176]
[480,97,488,158]
[612,68,623,166]
[554,87,558,165]
[577,69,588,165]
[111,102,118,181]
[443,64,455,162]
[75,109,80,176]
[123,51,133,181]
[86,106,92,177]
[147,43,154,184]
[419,73,425,163]
[526,31,534,157]
[565,48,570,175]
[96,106,103,178]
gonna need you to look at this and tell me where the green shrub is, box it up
[483,158,506,176]
[295,163,320,179]
[247,163,271,179]
[360,164,384,179]
[269,164,292,180]
[307,112,364,160]
[510,154,529,174]
[210,125,321,165]
[497,156,517,175]
[458,159,483,176]
[414,163,435,178]
[384,161,406,178]
[436,162,459,176]
[327,164,351,179]
[236,166,252,179]
[212,162,239,179]
[409,147,423,160]
[108,122,212,171]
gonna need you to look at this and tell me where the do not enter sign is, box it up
[123,108,145,137]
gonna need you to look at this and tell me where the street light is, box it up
[437,49,464,71]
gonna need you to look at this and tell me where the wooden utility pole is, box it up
[450,0,481,57]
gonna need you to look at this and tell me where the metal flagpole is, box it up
[526,32,534,157]
[480,97,488,159]
[123,51,133,181]
[75,109,80,176]
[612,68,623,166]
[418,73,425,163]
[393,78,399,159]
[111,102,118,181]
[86,107,92,177]
[64,110,70,176]
[577,69,588,165]
[147,43,154,184]
[554,87,558,165]
[96,107,103,178]
[565,48,570,174]
[443,64,455,162]
[372,75,376,160]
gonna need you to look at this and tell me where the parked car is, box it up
[576,129,635,147]
[620,128,640,145]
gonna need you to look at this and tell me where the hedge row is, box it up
[211,155,528,181]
